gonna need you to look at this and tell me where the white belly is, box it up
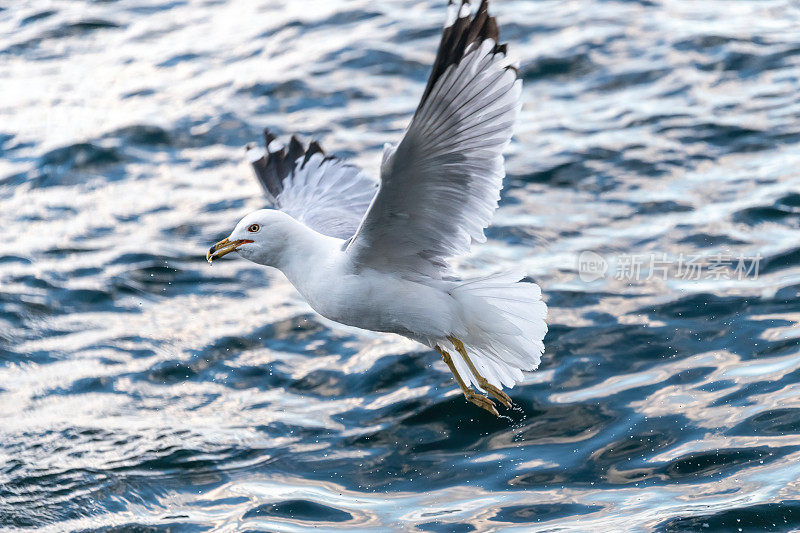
[294,266,458,340]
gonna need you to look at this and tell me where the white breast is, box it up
[289,254,459,340]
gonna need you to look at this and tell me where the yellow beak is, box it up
[206,237,253,263]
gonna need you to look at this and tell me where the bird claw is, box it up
[465,391,499,417]
[437,343,504,417]
[481,381,513,409]
[447,336,514,411]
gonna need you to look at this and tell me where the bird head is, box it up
[206,209,290,265]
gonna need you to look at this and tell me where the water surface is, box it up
[1,0,799,530]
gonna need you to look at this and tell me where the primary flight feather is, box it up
[207,0,547,416]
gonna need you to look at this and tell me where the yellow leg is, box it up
[447,336,513,409]
[435,345,499,416]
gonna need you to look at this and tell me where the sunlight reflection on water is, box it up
[1,0,799,530]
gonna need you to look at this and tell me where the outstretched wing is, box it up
[345,0,521,278]
[246,129,378,239]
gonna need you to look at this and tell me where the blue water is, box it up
[1,0,799,530]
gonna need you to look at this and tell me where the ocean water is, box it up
[1,0,799,530]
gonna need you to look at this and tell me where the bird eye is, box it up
[248,224,260,233]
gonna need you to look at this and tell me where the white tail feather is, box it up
[443,271,548,390]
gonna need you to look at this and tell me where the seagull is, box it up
[207,0,547,416]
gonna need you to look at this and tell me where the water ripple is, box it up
[1,0,799,530]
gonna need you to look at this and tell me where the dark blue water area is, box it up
[1,0,799,530]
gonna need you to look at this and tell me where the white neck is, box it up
[241,212,342,285]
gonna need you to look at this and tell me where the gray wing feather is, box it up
[345,0,521,277]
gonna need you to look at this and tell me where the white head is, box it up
[207,209,297,267]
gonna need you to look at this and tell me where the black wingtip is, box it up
[287,135,304,164]
[248,131,333,199]
[418,0,510,111]
[307,141,325,156]
[302,140,325,167]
